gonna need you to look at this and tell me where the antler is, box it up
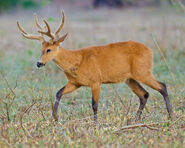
[55,10,65,38]
[34,13,44,30]
[37,19,55,40]
[17,10,66,43]
[17,13,48,42]
[17,21,45,42]
[38,10,65,41]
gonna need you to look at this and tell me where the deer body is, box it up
[54,41,152,86]
[17,10,173,122]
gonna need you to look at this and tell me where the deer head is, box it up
[17,10,68,68]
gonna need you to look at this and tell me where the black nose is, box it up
[37,62,45,68]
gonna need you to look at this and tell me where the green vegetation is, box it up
[0,0,21,12]
[0,8,184,147]
[0,0,42,12]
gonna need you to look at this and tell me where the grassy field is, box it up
[0,7,185,147]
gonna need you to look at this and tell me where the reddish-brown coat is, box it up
[53,41,152,87]
[17,11,173,121]
[40,39,173,121]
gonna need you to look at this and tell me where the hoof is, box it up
[94,118,98,125]
[169,113,176,121]
[135,112,142,122]
[52,112,59,121]
[135,114,142,122]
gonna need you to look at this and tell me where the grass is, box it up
[0,7,185,147]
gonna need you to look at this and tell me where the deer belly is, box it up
[100,63,131,84]
[102,71,131,84]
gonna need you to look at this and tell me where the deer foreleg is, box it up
[53,82,79,121]
[91,83,101,123]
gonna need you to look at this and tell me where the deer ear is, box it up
[55,33,68,44]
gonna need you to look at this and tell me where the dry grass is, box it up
[0,7,185,147]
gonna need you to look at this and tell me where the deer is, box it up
[17,10,174,122]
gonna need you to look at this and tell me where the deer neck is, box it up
[53,47,81,73]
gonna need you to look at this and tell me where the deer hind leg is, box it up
[91,83,101,123]
[53,82,80,121]
[136,75,173,119]
[126,78,149,121]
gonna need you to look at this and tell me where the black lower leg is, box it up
[92,97,98,122]
[136,92,149,120]
[159,82,173,118]
[52,86,65,120]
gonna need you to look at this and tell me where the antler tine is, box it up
[38,19,55,40]
[17,21,45,42]
[21,33,44,41]
[34,13,42,30]
[55,10,65,37]
[17,21,28,35]
[43,19,52,34]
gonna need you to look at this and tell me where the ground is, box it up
[0,7,184,147]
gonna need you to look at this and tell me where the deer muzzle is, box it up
[37,62,45,68]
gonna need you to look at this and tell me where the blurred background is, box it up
[0,0,184,69]
[0,0,185,12]
[0,0,185,48]
[0,1,185,147]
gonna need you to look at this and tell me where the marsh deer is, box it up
[17,10,173,122]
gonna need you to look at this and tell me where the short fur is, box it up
[40,40,173,121]
[17,11,173,122]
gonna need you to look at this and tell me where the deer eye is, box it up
[46,49,51,53]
